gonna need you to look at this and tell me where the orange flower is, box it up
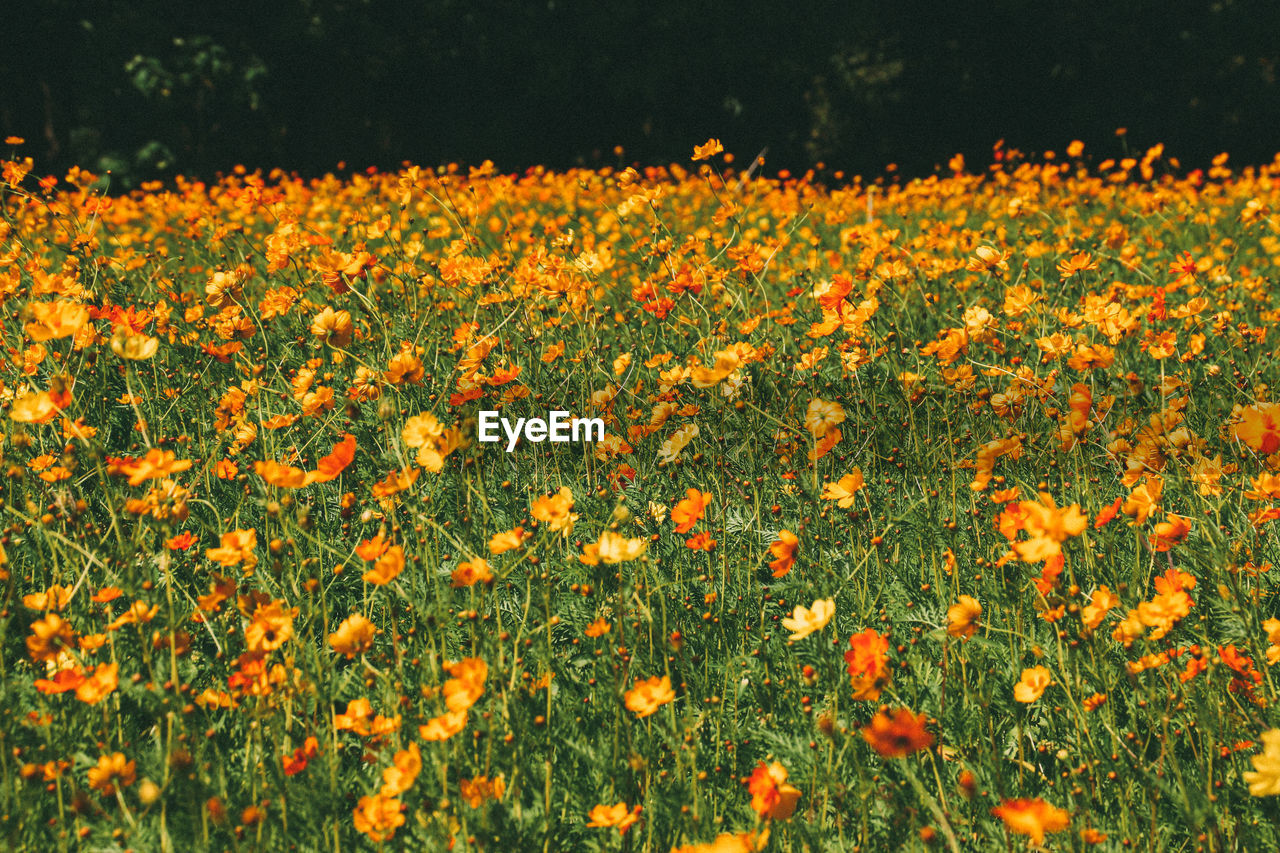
[489,526,529,554]
[671,488,712,533]
[329,613,376,658]
[585,618,612,637]
[1233,402,1280,455]
[586,802,641,833]
[206,529,258,572]
[22,584,72,612]
[1093,496,1123,529]
[165,531,197,551]
[75,662,118,705]
[692,138,725,161]
[334,698,374,735]
[685,531,717,551]
[459,774,506,808]
[307,433,356,483]
[821,470,864,507]
[244,599,297,657]
[1010,492,1087,563]
[844,629,891,701]
[780,598,834,641]
[1081,586,1118,632]
[804,398,846,438]
[352,794,404,843]
[310,306,353,347]
[380,744,422,797]
[530,486,577,534]
[371,466,420,497]
[946,595,982,639]
[1148,513,1191,551]
[861,707,934,757]
[451,556,494,587]
[282,736,320,777]
[767,530,799,577]
[34,667,85,695]
[27,614,74,663]
[745,762,801,820]
[87,752,136,796]
[1056,251,1098,279]
[114,448,192,486]
[362,545,405,585]
[671,832,768,853]
[992,798,1070,844]
[443,658,488,712]
[254,460,309,488]
[624,674,675,718]
[24,300,90,341]
[1014,665,1052,703]
[419,710,468,741]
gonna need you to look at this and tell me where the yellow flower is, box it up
[379,744,421,797]
[109,327,159,360]
[804,398,846,438]
[401,412,444,448]
[780,598,835,641]
[310,306,353,346]
[595,530,647,564]
[1244,730,1280,797]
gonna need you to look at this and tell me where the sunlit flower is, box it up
[804,398,846,438]
[1244,730,1280,797]
[692,138,725,161]
[780,598,834,641]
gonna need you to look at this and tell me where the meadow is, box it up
[1,136,1279,851]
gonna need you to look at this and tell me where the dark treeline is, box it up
[5,0,1280,186]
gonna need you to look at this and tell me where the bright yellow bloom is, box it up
[780,598,834,641]
[1244,730,1280,797]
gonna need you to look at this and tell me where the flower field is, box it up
[2,137,1280,851]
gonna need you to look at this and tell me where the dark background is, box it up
[5,0,1280,187]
